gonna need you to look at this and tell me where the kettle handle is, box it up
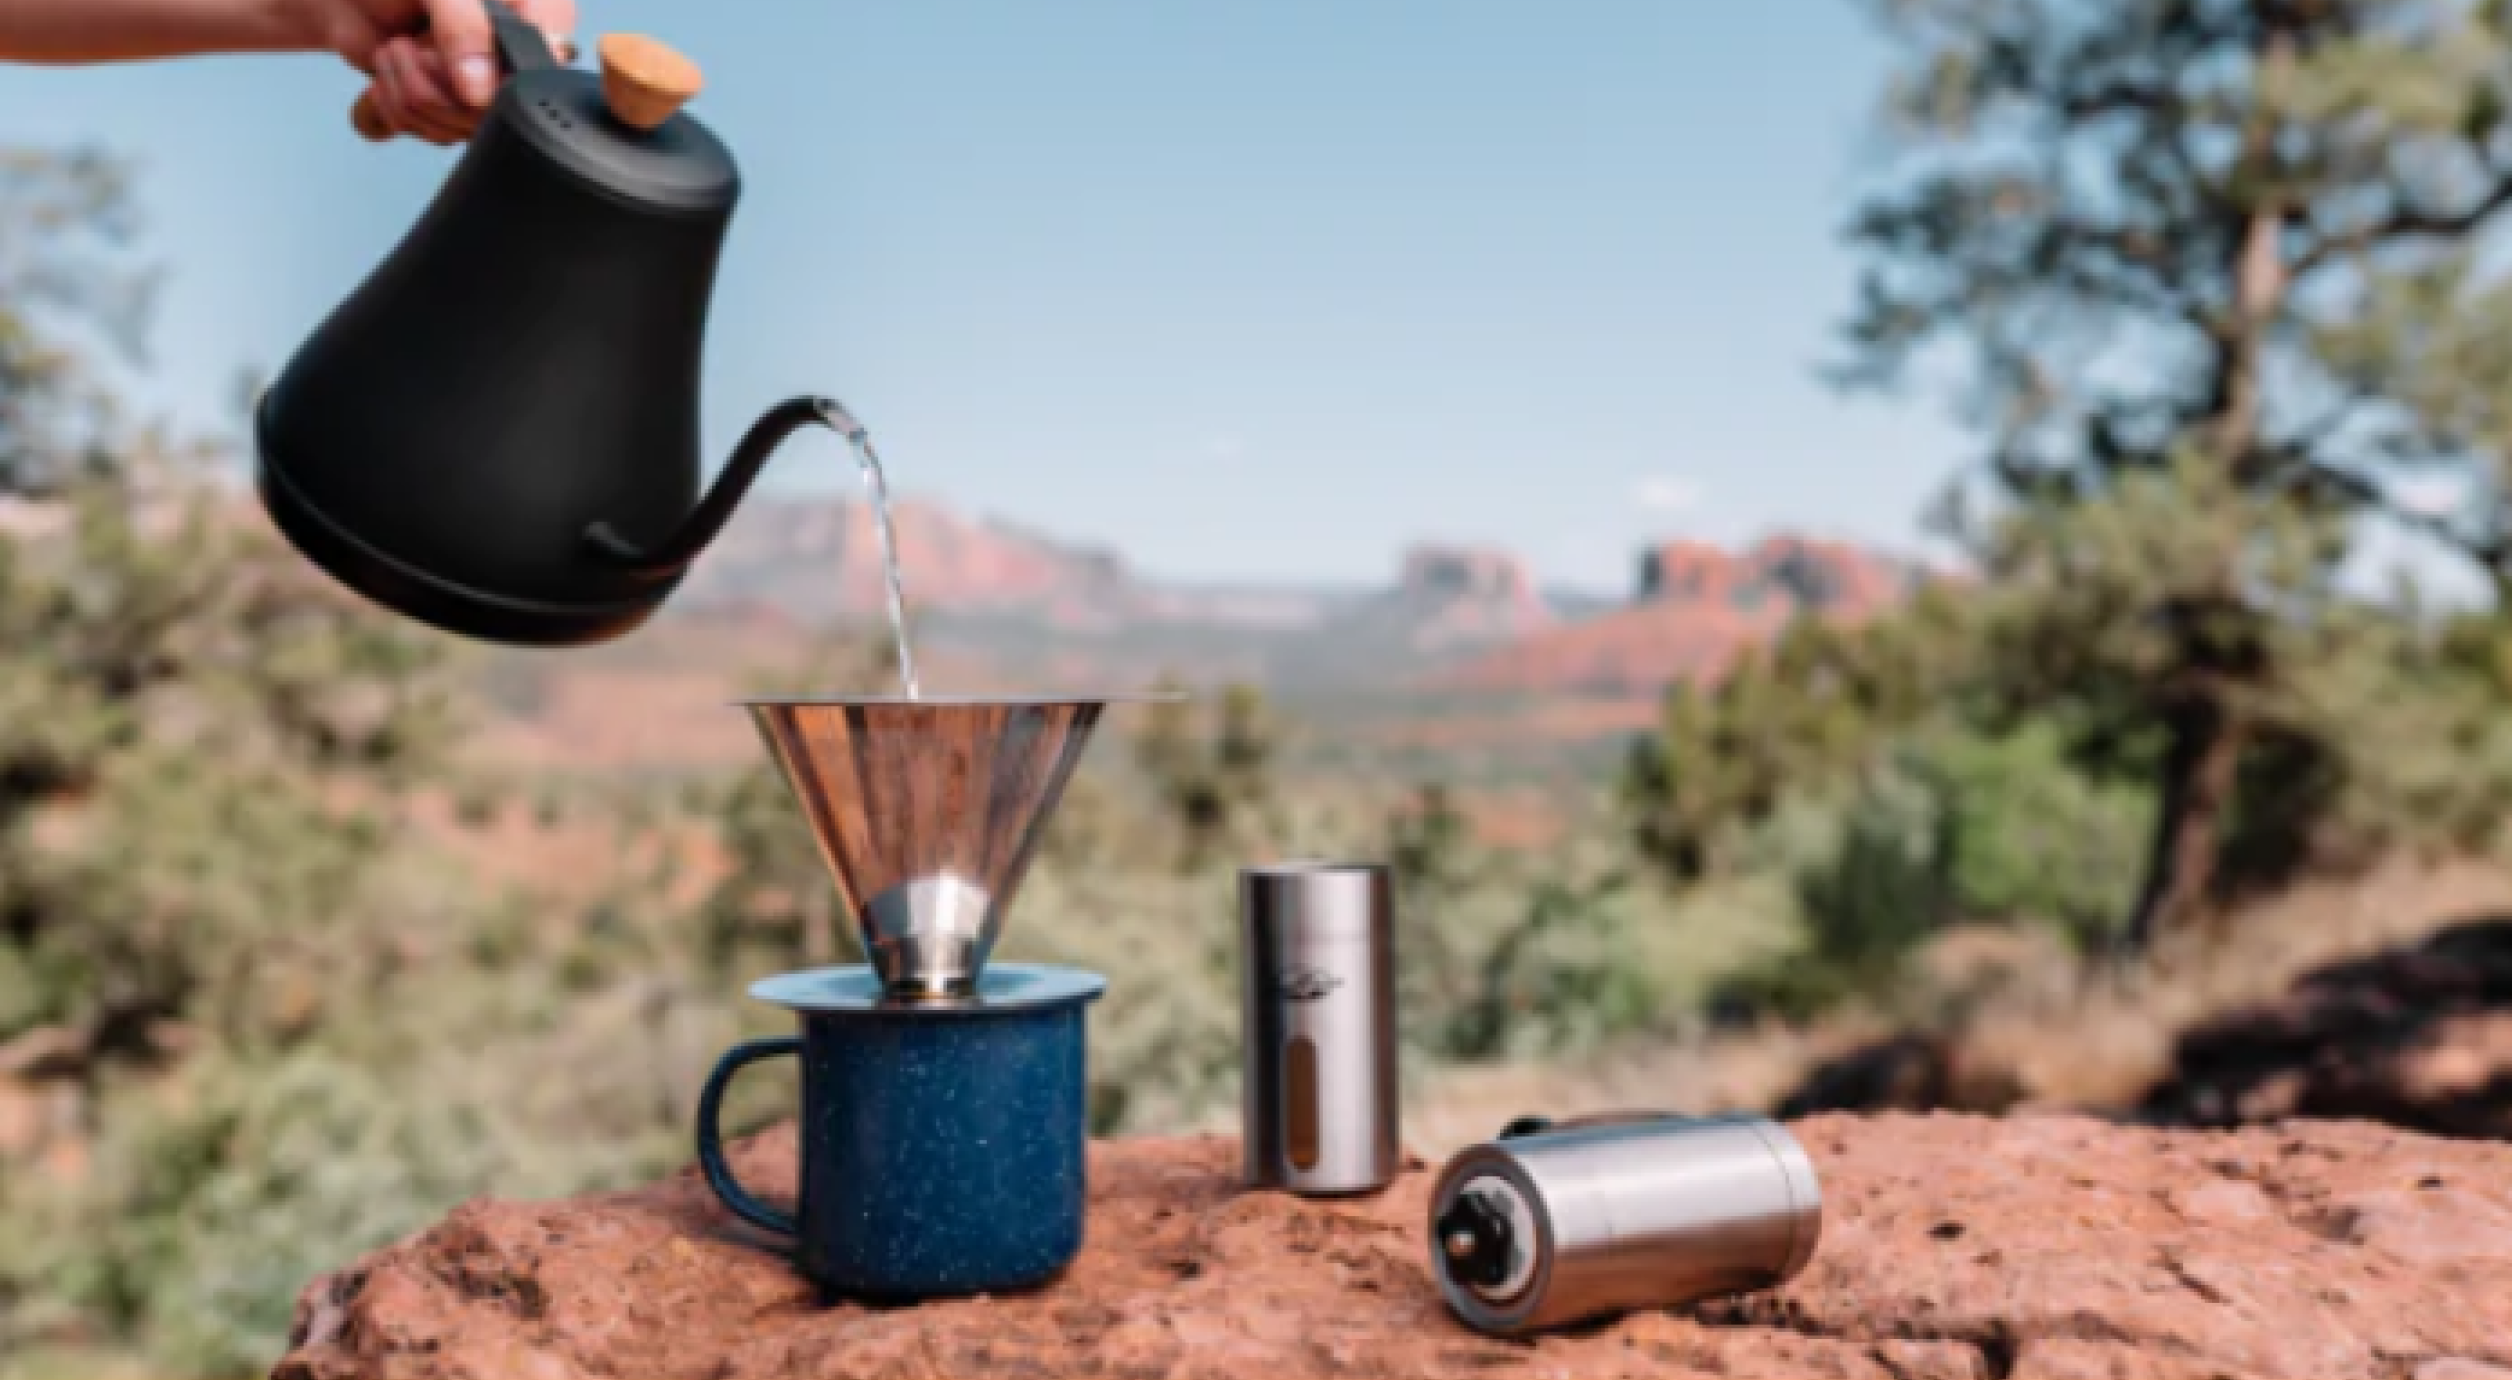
[484,0,561,72]
[583,396,861,582]
[349,1,560,141]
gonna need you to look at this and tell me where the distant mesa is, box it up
[1401,544,1538,600]
[660,493,1917,697]
[683,496,1150,632]
[1375,544,1558,648]
[1439,534,1917,695]
[682,495,1356,634]
[1635,534,1907,614]
[1241,544,1561,687]
[1634,539,1744,604]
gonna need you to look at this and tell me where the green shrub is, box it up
[1909,722,2150,952]
[1708,725,2149,1024]
[22,1052,519,1378]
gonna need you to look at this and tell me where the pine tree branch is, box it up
[2291,172,2512,281]
[2291,457,2510,574]
[2060,81,2162,121]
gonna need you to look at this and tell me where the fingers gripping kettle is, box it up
[256,3,850,647]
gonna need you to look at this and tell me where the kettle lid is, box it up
[498,33,737,214]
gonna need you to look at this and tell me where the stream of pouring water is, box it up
[826,405,920,699]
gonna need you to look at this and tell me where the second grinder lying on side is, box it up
[1429,1111,1824,1336]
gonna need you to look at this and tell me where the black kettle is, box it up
[256,3,847,646]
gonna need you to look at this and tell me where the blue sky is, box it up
[0,0,1970,591]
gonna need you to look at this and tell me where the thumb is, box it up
[421,0,500,108]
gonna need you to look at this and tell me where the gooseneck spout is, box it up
[583,395,863,582]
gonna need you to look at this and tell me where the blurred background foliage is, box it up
[21,1,2512,1374]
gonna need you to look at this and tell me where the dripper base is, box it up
[749,963,1108,1019]
[862,876,993,998]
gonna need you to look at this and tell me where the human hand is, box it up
[313,0,578,145]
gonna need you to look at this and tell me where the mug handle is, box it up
[695,1037,804,1239]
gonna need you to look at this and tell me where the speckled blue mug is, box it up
[695,963,1107,1302]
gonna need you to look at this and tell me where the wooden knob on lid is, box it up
[599,34,702,130]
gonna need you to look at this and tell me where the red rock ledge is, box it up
[274,1113,2512,1380]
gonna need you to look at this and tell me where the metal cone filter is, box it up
[742,695,1119,1000]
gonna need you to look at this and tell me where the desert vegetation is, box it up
[14,2,2512,1377]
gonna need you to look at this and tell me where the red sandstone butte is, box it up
[1441,535,1914,696]
[275,1113,2512,1380]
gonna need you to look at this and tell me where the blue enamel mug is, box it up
[694,963,1106,1302]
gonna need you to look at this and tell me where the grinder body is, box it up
[1238,862,1401,1195]
[1430,1113,1823,1336]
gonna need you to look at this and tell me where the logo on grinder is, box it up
[1274,966,1343,1002]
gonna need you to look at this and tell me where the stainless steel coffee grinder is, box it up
[1238,861,1401,1196]
[1428,1111,1825,1336]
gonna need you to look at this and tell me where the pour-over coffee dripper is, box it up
[742,694,1166,999]
[696,693,1173,1300]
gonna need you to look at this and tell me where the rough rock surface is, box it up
[274,1113,2512,1380]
